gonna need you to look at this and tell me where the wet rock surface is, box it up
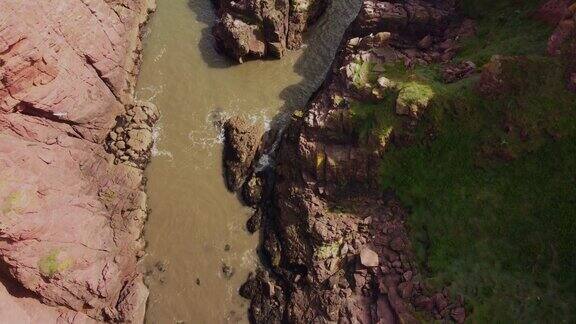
[0,0,155,322]
[212,0,329,62]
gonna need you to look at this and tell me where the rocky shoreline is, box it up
[0,0,156,322]
[212,0,329,62]
[222,0,576,323]
[223,1,469,322]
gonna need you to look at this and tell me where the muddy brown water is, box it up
[137,0,360,322]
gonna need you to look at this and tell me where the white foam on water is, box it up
[188,108,273,152]
[247,108,272,131]
[135,85,174,159]
[151,120,174,159]
[135,84,164,103]
[255,153,272,172]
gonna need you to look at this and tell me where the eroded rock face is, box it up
[212,0,328,62]
[0,0,155,322]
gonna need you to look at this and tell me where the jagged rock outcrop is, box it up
[227,1,473,323]
[0,0,155,322]
[212,0,329,62]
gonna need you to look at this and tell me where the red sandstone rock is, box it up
[0,0,155,322]
[212,0,328,62]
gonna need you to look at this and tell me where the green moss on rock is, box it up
[38,250,73,278]
[314,240,342,260]
[2,191,28,214]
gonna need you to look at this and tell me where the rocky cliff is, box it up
[212,0,329,62]
[225,0,576,323]
[0,0,155,322]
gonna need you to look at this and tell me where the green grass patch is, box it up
[349,99,398,142]
[376,53,576,322]
[348,63,440,141]
[351,57,380,89]
[345,1,576,320]
[457,0,552,65]
[315,239,343,260]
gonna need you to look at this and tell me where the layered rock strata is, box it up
[0,0,155,322]
[212,0,329,62]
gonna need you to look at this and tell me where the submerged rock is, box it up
[222,263,235,279]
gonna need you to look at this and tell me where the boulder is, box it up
[127,129,153,152]
[213,14,266,63]
[223,116,264,191]
[451,307,466,323]
[398,281,414,299]
[359,248,379,267]
[477,55,506,96]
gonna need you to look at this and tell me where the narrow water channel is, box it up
[136,0,360,322]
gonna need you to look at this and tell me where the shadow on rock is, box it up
[270,0,362,131]
[186,0,231,69]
